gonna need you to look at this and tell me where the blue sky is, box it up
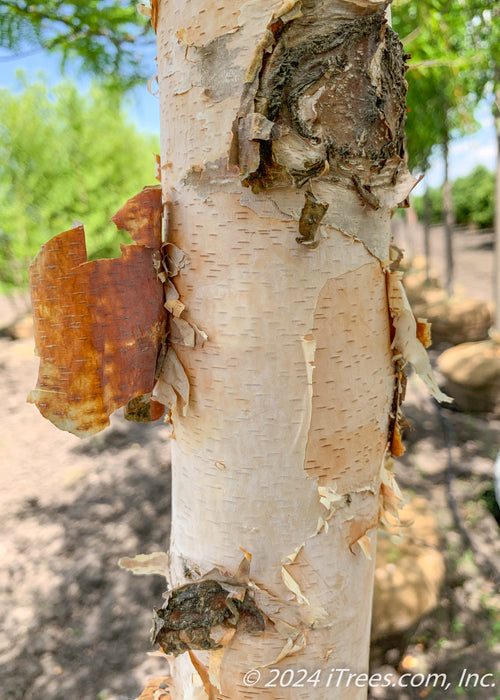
[1,45,496,194]
[415,101,497,194]
[0,46,161,135]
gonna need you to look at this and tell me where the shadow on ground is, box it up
[1,420,172,700]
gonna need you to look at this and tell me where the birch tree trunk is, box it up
[153,1,423,697]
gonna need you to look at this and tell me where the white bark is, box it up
[154,1,416,696]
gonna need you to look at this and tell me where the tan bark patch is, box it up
[188,651,216,699]
[416,318,432,349]
[135,677,173,700]
[303,261,392,490]
[111,186,163,247]
[345,514,378,553]
[390,421,405,457]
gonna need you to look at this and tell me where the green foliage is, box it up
[413,166,494,229]
[412,187,443,226]
[0,0,154,89]
[460,1,500,98]
[0,74,159,291]
[453,165,495,229]
[393,0,479,174]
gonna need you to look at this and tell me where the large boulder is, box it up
[402,262,492,346]
[371,497,445,641]
[0,313,34,340]
[402,258,442,308]
[437,339,500,415]
[420,298,493,346]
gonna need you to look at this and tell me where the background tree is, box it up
[392,0,477,175]
[452,165,495,230]
[0,0,154,88]
[413,165,495,230]
[463,0,500,329]
[393,0,478,295]
[0,75,159,290]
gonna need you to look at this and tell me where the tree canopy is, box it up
[0,0,154,88]
[2,1,496,155]
[393,0,479,174]
[413,165,495,229]
[461,1,500,99]
[0,75,159,291]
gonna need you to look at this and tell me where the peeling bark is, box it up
[232,4,408,198]
[296,191,329,247]
[134,677,173,700]
[152,580,265,656]
[28,184,209,436]
[151,0,427,697]
[28,187,168,437]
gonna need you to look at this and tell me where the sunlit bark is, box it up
[155,1,415,697]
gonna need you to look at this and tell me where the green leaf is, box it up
[0,0,154,90]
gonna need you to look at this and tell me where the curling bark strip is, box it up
[28,187,167,437]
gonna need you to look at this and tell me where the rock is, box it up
[402,267,442,308]
[402,265,492,346]
[0,314,34,340]
[437,339,500,415]
[420,299,493,346]
[371,497,445,641]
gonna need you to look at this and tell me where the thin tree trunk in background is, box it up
[154,1,417,696]
[493,88,500,332]
[442,137,455,297]
[423,186,431,283]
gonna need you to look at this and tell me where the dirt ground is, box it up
[0,225,499,700]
